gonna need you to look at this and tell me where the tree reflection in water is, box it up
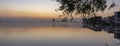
[82,23,120,46]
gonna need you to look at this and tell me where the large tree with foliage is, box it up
[55,0,116,22]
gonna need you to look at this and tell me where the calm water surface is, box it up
[0,25,119,46]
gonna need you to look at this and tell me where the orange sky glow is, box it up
[0,0,120,18]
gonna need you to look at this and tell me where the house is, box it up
[114,11,120,24]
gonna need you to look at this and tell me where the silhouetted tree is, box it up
[55,0,117,22]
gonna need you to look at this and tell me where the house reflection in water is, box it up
[114,28,120,46]
[83,23,120,46]
[114,28,120,42]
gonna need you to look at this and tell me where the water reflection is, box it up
[83,23,120,46]
[0,24,119,46]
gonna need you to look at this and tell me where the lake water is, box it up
[0,23,119,46]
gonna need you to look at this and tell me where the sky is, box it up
[0,0,60,18]
[0,0,120,18]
